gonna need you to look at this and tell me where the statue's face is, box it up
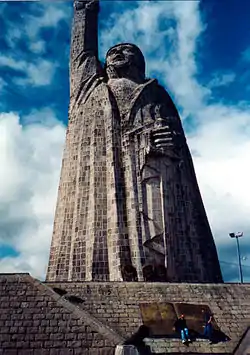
[106,44,141,69]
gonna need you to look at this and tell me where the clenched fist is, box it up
[151,124,175,149]
[74,0,99,11]
[150,116,183,150]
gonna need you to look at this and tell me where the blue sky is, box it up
[0,0,250,282]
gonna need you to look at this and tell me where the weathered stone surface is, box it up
[46,281,250,354]
[0,274,118,354]
[115,345,139,355]
[1,275,250,354]
[234,328,250,355]
[46,0,222,284]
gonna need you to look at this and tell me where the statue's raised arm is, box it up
[70,0,101,99]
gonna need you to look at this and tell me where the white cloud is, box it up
[241,47,250,63]
[29,40,46,54]
[29,3,70,30]
[0,78,7,91]
[0,2,71,90]
[0,55,25,71]
[0,110,65,279]
[208,72,236,88]
[4,2,71,53]
[189,113,250,240]
[0,55,56,86]
[4,25,23,50]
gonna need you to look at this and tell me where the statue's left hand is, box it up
[151,125,175,149]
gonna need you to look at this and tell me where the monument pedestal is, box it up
[1,275,250,353]
[46,280,250,354]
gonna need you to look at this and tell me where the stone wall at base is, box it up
[1,274,250,354]
[0,274,118,355]
[46,281,250,354]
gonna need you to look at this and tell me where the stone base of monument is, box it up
[46,280,248,354]
[115,345,139,355]
[1,274,250,354]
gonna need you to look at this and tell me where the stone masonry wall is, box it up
[0,274,117,355]
[2,274,249,354]
[46,281,250,354]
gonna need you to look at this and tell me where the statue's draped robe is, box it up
[47,60,222,283]
[46,3,222,283]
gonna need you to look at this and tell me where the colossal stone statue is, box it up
[46,0,223,283]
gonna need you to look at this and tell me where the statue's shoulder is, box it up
[137,78,176,107]
[146,79,173,99]
[126,78,179,129]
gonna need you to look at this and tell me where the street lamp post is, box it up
[229,232,244,283]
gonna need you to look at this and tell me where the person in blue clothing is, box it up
[202,309,213,343]
[174,314,191,344]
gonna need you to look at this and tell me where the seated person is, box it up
[174,314,191,344]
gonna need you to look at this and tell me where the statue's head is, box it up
[105,43,145,82]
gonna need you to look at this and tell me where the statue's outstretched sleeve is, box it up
[70,0,101,100]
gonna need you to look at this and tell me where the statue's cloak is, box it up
[46,3,222,284]
[51,76,221,283]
